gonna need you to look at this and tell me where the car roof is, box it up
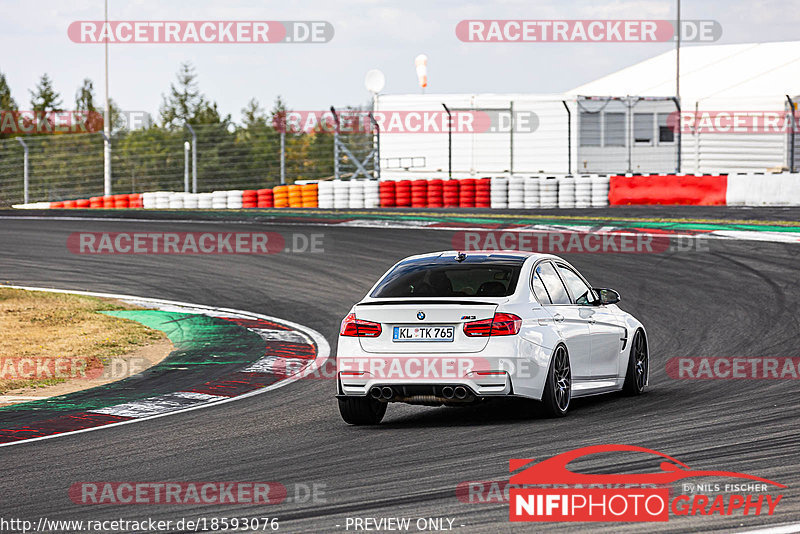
[399,250,557,263]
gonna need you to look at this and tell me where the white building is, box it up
[377,41,800,177]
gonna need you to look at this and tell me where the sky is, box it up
[2,0,799,126]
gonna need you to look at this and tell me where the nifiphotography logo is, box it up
[506,445,785,523]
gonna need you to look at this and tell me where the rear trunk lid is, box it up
[354,299,501,353]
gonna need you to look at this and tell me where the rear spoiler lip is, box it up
[356,299,503,306]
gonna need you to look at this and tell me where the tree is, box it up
[159,61,228,127]
[241,98,265,129]
[75,78,96,112]
[0,72,17,111]
[30,73,63,113]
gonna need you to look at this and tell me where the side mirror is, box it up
[593,288,620,305]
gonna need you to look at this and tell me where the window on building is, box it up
[634,113,654,144]
[579,112,601,147]
[604,112,626,146]
[658,113,675,143]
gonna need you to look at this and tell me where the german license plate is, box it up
[393,326,455,342]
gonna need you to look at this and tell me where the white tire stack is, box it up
[168,192,185,209]
[183,193,199,209]
[348,180,365,209]
[197,192,213,209]
[523,176,540,209]
[508,175,525,209]
[558,176,576,209]
[540,176,558,208]
[591,175,610,207]
[211,191,228,209]
[227,190,243,209]
[364,180,379,208]
[333,180,349,209]
[318,181,334,208]
[141,192,157,209]
[154,191,171,209]
[575,175,593,208]
[490,177,508,209]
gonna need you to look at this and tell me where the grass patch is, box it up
[0,288,165,393]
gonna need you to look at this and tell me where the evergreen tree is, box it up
[0,72,17,111]
[30,73,63,113]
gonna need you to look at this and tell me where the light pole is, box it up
[103,0,111,195]
[676,0,681,101]
[365,69,385,180]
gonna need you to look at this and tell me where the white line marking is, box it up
[0,285,330,448]
[90,392,226,418]
[736,522,800,534]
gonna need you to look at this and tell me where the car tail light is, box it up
[339,313,382,337]
[463,313,522,337]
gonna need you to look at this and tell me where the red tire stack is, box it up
[475,177,491,208]
[242,190,258,208]
[395,180,412,207]
[443,179,460,207]
[427,179,444,208]
[113,194,129,209]
[411,179,428,208]
[76,199,90,208]
[257,188,274,208]
[128,194,142,208]
[459,178,476,208]
[50,201,64,208]
[102,195,114,208]
[379,181,396,207]
[63,200,77,208]
[89,196,103,208]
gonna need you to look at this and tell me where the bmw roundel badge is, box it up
[417,311,425,320]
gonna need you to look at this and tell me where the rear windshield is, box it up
[370,260,523,298]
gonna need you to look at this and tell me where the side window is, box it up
[557,264,595,305]
[536,262,571,305]
[532,265,552,304]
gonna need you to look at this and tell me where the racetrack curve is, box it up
[1,213,799,533]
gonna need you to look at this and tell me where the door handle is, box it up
[553,313,564,323]
[588,318,596,324]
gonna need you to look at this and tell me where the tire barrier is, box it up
[443,179,460,207]
[524,176,540,209]
[23,173,800,210]
[395,180,411,207]
[459,178,476,208]
[379,180,396,207]
[256,189,273,208]
[609,174,727,206]
[411,179,428,208]
[490,177,508,209]
[242,190,258,209]
[508,176,524,209]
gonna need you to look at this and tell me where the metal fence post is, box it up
[330,106,340,180]
[280,130,286,184]
[185,123,197,193]
[509,101,515,175]
[562,100,571,174]
[369,112,380,179]
[442,103,452,179]
[101,131,112,193]
[672,96,682,173]
[787,95,796,172]
[184,141,190,192]
[16,138,29,204]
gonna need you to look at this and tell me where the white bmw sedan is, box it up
[336,251,649,425]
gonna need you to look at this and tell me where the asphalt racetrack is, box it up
[1,209,799,533]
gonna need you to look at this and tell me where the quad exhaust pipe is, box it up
[454,386,468,400]
[369,386,394,400]
[441,386,454,399]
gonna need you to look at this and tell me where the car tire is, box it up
[541,344,571,417]
[338,396,387,425]
[622,329,648,396]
